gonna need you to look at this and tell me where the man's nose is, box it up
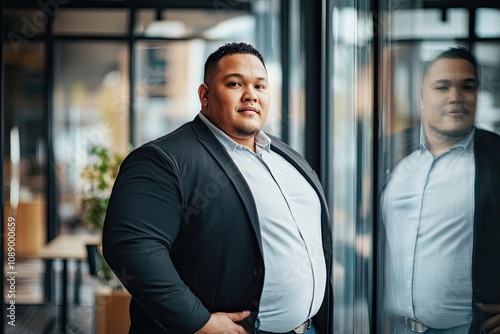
[449,86,465,104]
[242,87,257,102]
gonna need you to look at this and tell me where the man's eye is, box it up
[228,82,241,87]
[255,84,265,89]
[436,86,448,91]
[463,85,476,91]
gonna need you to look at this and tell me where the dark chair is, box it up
[86,244,102,277]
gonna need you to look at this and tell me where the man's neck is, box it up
[424,125,471,157]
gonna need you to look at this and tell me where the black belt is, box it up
[258,319,312,334]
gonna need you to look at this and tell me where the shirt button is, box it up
[253,268,263,276]
[406,280,411,285]
[408,306,412,311]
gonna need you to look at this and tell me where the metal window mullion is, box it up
[280,0,290,144]
[129,8,136,147]
[44,8,57,305]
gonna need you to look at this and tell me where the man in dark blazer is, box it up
[103,42,333,334]
[380,47,500,333]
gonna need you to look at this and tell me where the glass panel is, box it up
[378,43,483,332]
[3,41,46,304]
[135,8,250,39]
[134,40,204,145]
[377,3,500,334]
[53,41,129,232]
[135,9,155,35]
[53,9,128,35]
[4,9,47,35]
[329,2,373,333]
[252,0,282,138]
[475,42,500,134]
[391,8,468,40]
[476,8,500,38]
[288,0,306,154]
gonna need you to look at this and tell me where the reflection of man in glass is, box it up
[381,47,500,333]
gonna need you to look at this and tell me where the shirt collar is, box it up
[198,112,272,154]
[420,125,475,154]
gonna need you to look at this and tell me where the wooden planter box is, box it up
[95,287,131,334]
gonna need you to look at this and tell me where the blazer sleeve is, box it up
[102,143,211,333]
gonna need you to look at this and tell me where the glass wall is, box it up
[52,9,128,35]
[376,2,500,334]
[134,40,203,144]
[327,1,500,333]
[475,41,500,134]
[329,1,374,333]
[287,0,306,154]
[3,39,47,270]
[53,41,130,231]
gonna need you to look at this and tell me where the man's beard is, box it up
[435,125,474,139]
[234,126,260,138]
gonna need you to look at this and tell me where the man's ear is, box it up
[198,83,209,108]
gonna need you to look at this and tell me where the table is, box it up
[38,234,101,333]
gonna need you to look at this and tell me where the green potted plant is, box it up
[81,145,133,333]
[81,145,127,289]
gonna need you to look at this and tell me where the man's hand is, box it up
[477,303,500,334]
[195,311,251,334]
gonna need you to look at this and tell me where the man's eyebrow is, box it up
[433,78,477,84]
[223,73,268,82]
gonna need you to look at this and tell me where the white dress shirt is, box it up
[382,128,475,329]
[200,113,326,332]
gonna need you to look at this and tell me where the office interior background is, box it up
[1,0,500,333]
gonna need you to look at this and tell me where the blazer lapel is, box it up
[270,138,333,271]
[190,116,264,254]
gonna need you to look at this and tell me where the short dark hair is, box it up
[423,46,480,86]
[203,42,266,84]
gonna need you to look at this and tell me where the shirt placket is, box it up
[259,152,317,320]
[407,151,435,318]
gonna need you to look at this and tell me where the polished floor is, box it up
[4,258,97,334]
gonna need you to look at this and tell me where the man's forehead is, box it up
[219,54,266,70]
[206,53,267,84]
[426,58,476,79]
